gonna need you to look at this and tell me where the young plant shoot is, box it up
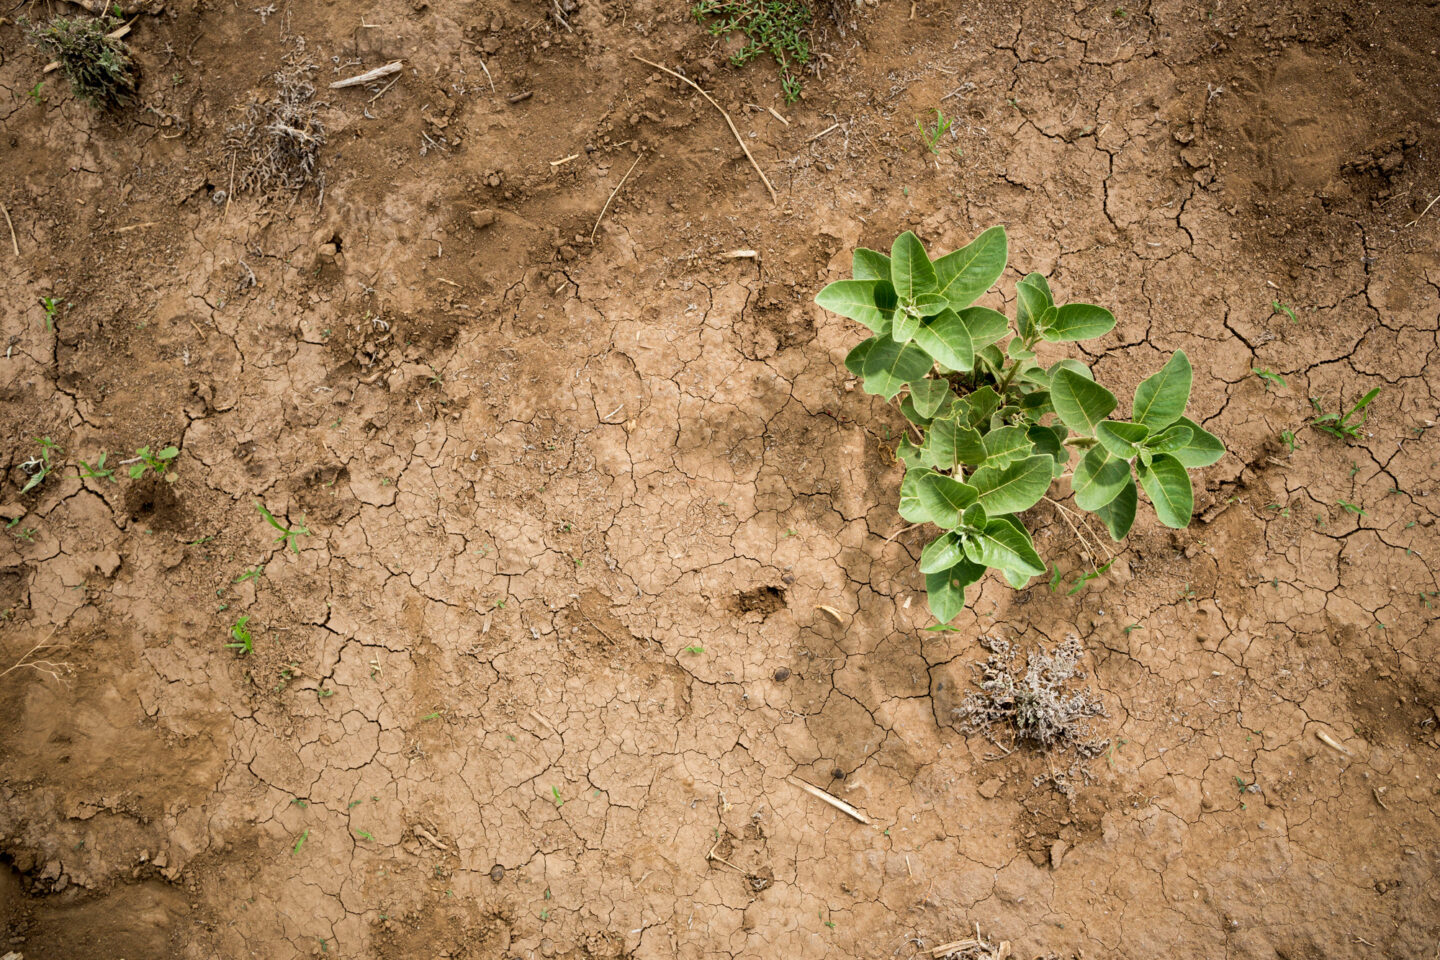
[815,227,1224,625]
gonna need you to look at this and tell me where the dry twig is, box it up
[631,55,776,203]
[0,202,18,257]
[590,154,641,242]
[787,776,871,824]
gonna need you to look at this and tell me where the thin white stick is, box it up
[330,61,403,89]
[632,56,776,203]
[787,776,871,824]
[590,154,641,242]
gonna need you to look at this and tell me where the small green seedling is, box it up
[551,786,564,807]
[27,82,44,104]
[128,445,179,479]
[683,644,705,655]
[1271,300,1297,323]
[1252,368,1285,390]
[814,227,1224,624]
[1310,388,1380,441]
[235,565,265,583]
[1336,499,1366,516]
[916,109,954,155]
[256,501,311,553]
[1280,429,1297,452]
[77,453,116,482]
[291,829,309,855]
[19,437,60,495]
[226,615,253,654]
[38,297,62,331]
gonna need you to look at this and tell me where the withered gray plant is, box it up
[224,45,327,199]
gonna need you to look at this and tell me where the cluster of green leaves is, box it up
[19,437,60,495]
[815,227,1224,624]
[129,445,179,479]
[227,615,254,654]
[18,438,183,494]
[1310,388,1379,441]
[691,0,811,102]
[25,14,137,109]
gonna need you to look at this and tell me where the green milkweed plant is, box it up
[815,227,1224,624]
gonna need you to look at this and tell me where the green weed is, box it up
[1310,388,1379,441]
[256,502,311,553]
[19,437,59,495]
[691,0,811,103]
[38,297,62,331]
[226,615,253,654]
[916,109,954,155]
[1271,300,1297,323]
[128,445,179,479]
[1252,368,1285,390]
[77,453,116,482]
[25,14,136,108]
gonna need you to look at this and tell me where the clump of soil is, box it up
[953,636,1108,795]
[224,42,326,198]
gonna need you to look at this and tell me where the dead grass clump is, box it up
[225,47,327,200]
[953,635,1108,794]
[26,14,137,108]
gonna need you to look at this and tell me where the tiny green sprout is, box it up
[1123,624,1141,635]
[19,437,59,495]
[255,501,311,553]
[235,564,265,584]
[226,615,253,654]
[291,798,308,808]
[1280,430,1297,452]
[551,786,564,807]
[1271,300,1297,323]
[421,710,442,721]
[1065,559,1114,596]
[916,109,953,155]
[1336,499,1366,516]
[684,644,705,655]
[128,445,179,479]
[38,296,62,331]
[1252,368,1285,390]
[291,829,309,855]
[1310,388,1380,441]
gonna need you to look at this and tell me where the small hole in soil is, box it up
[732,585,786,617]
[329,232,343,253]
[123,480,185,531]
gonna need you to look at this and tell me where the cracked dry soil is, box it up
[1,0,1439,957]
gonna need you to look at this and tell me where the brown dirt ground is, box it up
[2,0,1439,957]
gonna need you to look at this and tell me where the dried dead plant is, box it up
[0,631,71,684]
[224,43,327,200]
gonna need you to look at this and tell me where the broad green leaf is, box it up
[1169,416,1224,467]
[1015,274,1053,341]
[898,468,928,522]
[958,306,1010,352]
[912,293,950,317]
[1145,424,1193,454]
[990,405,1020,432]
[981,425,1034,467]
[1137,453,1193,528]
[844,338,876,377]
[1051,368,1117,435]
[971,454,1054,516]
[908,379,951,418]
[1095,420,1149,459]
[915,471,979,528]
[1049,357,1093,381]
[852,247,891,280]
[815,279,893,334]
[899,394,931,426]
[1071,445,1130,511]
[926,558,986,622]
[861,336,933,399]
[896,436,925,471]
[925,415,987,469]
[1036,305,1058,335]
[1094,474,1137,540]
[976,344,1006,378]
[1041,303,1116,342]
[1132,350,1192,430]
[891,231,937,300]
[964,517,1045,577]
[960,502,988,533]
[891,309,921,344]
[932,225,1007,309]
[1018,387,1053,419]
[1027,424,1069,475]
[1022,272,1052,300]
[1002,566,1033,589]
[1018,363,1050,388]
[1007,338,1036,361]
[919,532,967,574]
[911,309,974,372]
[964,386,1001,428]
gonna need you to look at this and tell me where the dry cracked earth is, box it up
[1,0,1438,957]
